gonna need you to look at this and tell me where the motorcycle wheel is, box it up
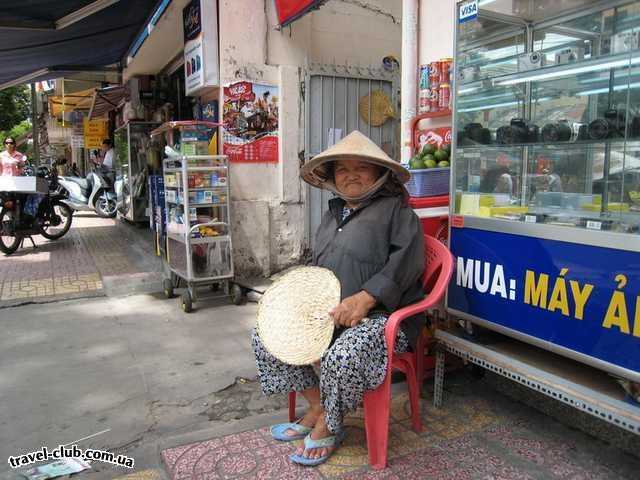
[39,200,73,240]
[0,208,22,255]
[94,190,117,218]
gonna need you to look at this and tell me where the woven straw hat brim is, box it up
[256,266,339,366]
[300,130,410,188]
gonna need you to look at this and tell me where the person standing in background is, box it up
[94,139,114,171]
[0,137,27,176]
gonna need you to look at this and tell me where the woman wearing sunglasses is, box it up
[0,137,27,176]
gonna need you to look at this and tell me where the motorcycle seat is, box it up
[66,177,91,190]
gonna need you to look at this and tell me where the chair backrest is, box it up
[421,235,454,301]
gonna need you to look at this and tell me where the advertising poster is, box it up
[448,227,640,377]
[223,81,279,163]
[183,0,205,96]
[83,118,108,149]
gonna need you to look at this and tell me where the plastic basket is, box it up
[405,168,450,197]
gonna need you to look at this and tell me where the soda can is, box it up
[419,65,430,90]
[429,86,440,112]
[439,57,453,84]
[418,88,431,114]
[439,83,451,110]
[429,61,440,86]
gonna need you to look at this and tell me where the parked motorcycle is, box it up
[57,167,117,218]
[0,163,73,255]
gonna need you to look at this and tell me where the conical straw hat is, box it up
[300,130,410,190]
[256,266,340,365]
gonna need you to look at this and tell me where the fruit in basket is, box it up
[443,143,451,156]
[409,154,425,169]
[421,143,437,156]
[438,160,450,168]
[434,149,449,162]
[424,157,437,169]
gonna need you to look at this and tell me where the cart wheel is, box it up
[180,291,193,313]
[231,284,245,305]
[163,278,174,299]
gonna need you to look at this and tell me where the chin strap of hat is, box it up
[321,170,390,204]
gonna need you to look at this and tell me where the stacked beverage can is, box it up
[418,64,431,114]
[418,58,454,114]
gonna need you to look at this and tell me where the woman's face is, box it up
[334,158,381,198]
[4,138,15,153]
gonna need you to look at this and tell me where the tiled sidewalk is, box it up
[161,382,640,480]
[0,214,159,305]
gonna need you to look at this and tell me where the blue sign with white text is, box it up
[459,0,478,23]
[448,227,640,377]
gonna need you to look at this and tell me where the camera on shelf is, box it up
[555,47,584,65]
[570,122,589,142]
[458,65,480,83]
[496,118,540,144]
[631,116,640,138]
[588,110,626,140]
[517,51,545,72]
[612,31,640,54]
[458,122,492,146]
[541,120,573,142]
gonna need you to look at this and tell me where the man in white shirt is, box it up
[95,139,114,171]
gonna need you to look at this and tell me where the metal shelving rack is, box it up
[434,329,640,435]
[152,121,236,312]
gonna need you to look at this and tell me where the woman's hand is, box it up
[330,290,376,328]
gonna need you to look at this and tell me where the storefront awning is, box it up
[48,87,96,117]
[0,0,160,89]
[274,0,327,28]
[48,85,127,119]
[88,85,127,119]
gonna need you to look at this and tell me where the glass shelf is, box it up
[457,139,640,150]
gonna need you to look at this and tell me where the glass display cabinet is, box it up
[114,122,160,223]
[448,0,640,382]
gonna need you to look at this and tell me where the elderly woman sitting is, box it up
[252,131,425,466]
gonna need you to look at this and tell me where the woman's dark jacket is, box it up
[313,193,426,349]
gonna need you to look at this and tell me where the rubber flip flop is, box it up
[289,430,346,466]
[270,421,312,441]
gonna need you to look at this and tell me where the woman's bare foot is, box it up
[295,414,335,459]
[284,405,323,437]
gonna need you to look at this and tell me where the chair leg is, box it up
[404,362,423,433]
[363,378,392,470]
[288,391,296,423]
[416,332,426,393]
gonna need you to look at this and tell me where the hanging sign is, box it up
[223,82,279,163]
[275,0,324,27]
[448,227,640,378]
[459,0,478,23]
[183,0,219,96]
[83,119,108,149]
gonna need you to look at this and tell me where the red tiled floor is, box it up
[161,386,640,480]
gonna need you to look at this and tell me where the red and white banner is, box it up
[274,0,325,27]
[223,81,279,163]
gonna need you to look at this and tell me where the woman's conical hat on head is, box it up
[300,130,410,190]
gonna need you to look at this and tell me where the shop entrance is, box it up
[305,65,398,248]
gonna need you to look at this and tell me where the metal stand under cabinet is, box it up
[161,153,235,312]
[446,0,640,432]
[433,329,640,435]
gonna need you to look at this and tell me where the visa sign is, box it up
[459,0,478,23]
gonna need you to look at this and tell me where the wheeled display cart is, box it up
[151,121,236,312]
[441,0,640,430]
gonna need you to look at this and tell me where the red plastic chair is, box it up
[288,234,454,469]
